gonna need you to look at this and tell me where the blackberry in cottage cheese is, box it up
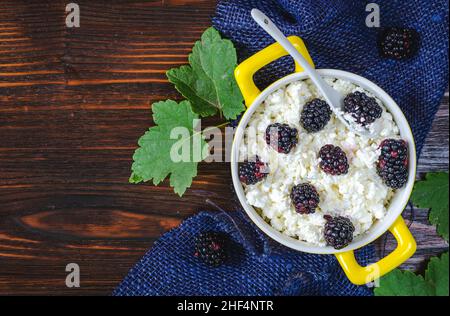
[238,78,402,247]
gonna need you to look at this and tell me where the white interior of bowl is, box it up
[231,69,417,255]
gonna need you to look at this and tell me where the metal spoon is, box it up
[251,8,372,137]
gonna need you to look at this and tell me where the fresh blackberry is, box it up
[377,164,409,189]
[318,145,349,175]
[238,156,269,185]
[324,215,355,250]
[343,91,382,126]
[290,183,320,214]
[194,231,228,266]
[377,139,408,168]
[377,139,409,189]
[300,98,332,133]
[378,27,420,60]
[265,123,298,154]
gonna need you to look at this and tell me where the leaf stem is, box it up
[188,121,230,141]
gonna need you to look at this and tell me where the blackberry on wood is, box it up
[238,156,268,185]
[324,215,355,250]
[290,183,320,214]
[194,231,228,267]
[343,91,382,126]
[318,144,349,175]
[265,123,298,154]
[378,27,420,60]
[301,98,332,133]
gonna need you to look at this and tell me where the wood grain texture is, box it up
[0,0,448,295]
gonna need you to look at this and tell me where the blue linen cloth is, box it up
[114,0,448,296]
[114,211,374,296]
[213,0,449,155]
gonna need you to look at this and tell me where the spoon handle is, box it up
[251,9,374,136]
[251,9,343,105]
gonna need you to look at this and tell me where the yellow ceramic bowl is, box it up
[230,36,417,285]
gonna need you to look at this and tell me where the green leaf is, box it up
[411,172,449,241]
[374,269,434,296]
[166,66,218,118]
[374,252,449,296]
[167,27,244,120]
[130,100,207,196]
[425,252,449,296]
[376,172,449,296]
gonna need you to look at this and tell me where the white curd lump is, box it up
[239,78,400,246]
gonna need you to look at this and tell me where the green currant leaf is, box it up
[130,100,207,196]
[167,27,244,120]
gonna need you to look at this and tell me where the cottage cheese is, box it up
[239,78,400,246]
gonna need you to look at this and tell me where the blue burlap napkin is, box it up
[213,0,448,155]
[114,0,448,296]
[114,210,374,296]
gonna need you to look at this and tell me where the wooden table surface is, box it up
[0,0,448,295]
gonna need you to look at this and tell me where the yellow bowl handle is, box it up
[234,36,315,107]
[335,216,416,285]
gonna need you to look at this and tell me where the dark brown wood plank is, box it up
[0,0,448,295]
[0,0,222,296]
